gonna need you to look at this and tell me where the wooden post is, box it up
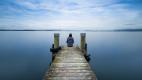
[80,33,90,61]
[80,33,86,50]
[51,44,55,61]
[50,33,60,62]
[54,33,59,49]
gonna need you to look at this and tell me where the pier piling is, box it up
[80,33,86,50]
[54,33,59,49]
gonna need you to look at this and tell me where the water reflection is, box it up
[0,31,142,80]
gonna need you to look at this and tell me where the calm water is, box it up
[0,31,142,80]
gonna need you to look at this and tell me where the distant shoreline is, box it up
[0,29,142,32]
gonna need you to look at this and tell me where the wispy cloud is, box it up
[0,0,142,30]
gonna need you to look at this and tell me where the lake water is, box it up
[0,31,142,80]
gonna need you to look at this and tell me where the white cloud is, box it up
[0,0,142,29]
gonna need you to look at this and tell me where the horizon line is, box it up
[0,29,142,32]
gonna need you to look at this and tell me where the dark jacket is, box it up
[67,37,74,47]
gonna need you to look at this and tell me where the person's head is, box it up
[69,33,72,37]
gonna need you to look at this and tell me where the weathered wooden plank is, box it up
[46,76,96,80]
[51,63,89,67]
[49,67,91,70]
[46,72,94,77]
[54,57,87,63]
[47,69,92,73]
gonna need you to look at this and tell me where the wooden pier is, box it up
[43,33,96,80]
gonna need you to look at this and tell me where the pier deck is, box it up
[44,47,96,80]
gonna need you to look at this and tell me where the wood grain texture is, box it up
[44,47,96,80]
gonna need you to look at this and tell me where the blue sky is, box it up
[0,0,142,30]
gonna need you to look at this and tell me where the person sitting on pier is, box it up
[66,33,74,47]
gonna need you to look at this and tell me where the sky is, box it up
[0,0,142,30]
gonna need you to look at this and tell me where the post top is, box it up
[54,33,59,36]
[80,33,86,37]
